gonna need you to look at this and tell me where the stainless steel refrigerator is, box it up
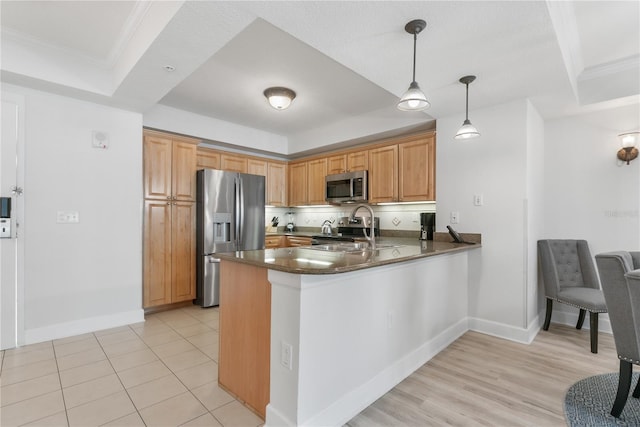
[196,168,265,307]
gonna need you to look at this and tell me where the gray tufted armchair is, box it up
[594,252,640,418]
[538,240,607,353]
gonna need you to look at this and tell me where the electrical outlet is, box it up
[57,211,80,224]
[474,194,484,206]
[281,342,293,370]
[450,211,459,224]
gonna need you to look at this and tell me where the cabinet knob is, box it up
[167,196,171,199]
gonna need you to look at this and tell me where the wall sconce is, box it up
[264,87,296,110]
[617,132,639,165]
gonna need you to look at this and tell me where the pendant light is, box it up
[397,19,430,111]
[454,75,480,139]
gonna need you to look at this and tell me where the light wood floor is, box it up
[347,324,618,427]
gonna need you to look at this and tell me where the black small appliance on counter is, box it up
[420,212,435,241]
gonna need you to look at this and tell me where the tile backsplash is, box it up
[266,203,436,232]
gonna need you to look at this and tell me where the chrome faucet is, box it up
[349,203,376,250]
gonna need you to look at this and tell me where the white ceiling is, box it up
[1,1,639,153]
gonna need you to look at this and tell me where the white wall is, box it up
[5,84,145,343]
[436,99,535,341]
[543,104,640,252]
[143,104,289,155]
[542,103,640,326]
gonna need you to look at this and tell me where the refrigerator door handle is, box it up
[234,177,241,249]
[237,177,244,248]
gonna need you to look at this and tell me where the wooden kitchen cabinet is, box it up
[196,147,221,169]
[143,199,196,308]
[347,150,368,172]
[307,158,327,205]
[288,161,307,206]
[368,145,398,203]
[267,162,287,206]
[285,236,312,247]
[221,153,247,173]
[265,235,285,248]
[144,131,198,201]
[143,129,198,309]
[326,150,368,174]
[247,158,267,176]
[326,154,347,175]
[398,135,436,201]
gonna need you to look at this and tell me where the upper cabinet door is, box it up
[368,145,398,203]
[398,135,435,202]
[267,162,287,207]
[172,141,198,201]
[197,148,221,170]
[288,162,308,206]
[347,150,368,172]
[307,158,328,205]
[247,158,267,176]
[221,154,248,173]
[326,154,346,175]
[144,131,198,201]
[144,135,173,200]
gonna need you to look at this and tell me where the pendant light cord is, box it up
[465,83,469,121]
[412,32,417,83]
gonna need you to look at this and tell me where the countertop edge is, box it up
[217,242,480,275]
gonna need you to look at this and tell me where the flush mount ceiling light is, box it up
[264,87,296,110]
[454,75,481,140]
[617,131,639,165]
[397,19,430,111]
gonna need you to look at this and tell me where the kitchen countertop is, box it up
[216,237,480,274]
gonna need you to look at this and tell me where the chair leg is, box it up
[633,374,640,399]
[612,360,633,418]
[589,312,598,354]
[576,309,586,330]
[543,299,553,331]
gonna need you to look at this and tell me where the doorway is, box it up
[1,91,25,349]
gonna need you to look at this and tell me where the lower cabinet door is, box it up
[143,200,172,307]
[171,201,196,302]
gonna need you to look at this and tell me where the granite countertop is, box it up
[216,236,481,275]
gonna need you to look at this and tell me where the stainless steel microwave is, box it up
[325,170,368,203]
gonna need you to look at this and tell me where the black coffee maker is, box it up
[420,212,435,240]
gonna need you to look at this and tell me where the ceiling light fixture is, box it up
[264,87,296,110]
[454,75,481,140]
[617,132,639,165]
[397,19,430,111]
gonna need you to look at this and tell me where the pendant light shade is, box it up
[455,75,480,139]
[397,19,430,111]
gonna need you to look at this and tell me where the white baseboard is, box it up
[24,309,145,345]
[294,318,469,427]
[468,316,539,344]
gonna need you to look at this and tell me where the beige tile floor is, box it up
[0,306,264,427]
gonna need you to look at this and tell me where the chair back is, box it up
[595,252,640,362]
[538,240,600,299]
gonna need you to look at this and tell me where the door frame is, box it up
[1,91,26,349]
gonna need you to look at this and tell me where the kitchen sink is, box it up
[305,242,402,252]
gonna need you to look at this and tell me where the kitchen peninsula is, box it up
[217,237,480,426]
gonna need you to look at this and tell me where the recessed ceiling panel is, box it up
[1,0,139,63]
[159,18,405,135]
